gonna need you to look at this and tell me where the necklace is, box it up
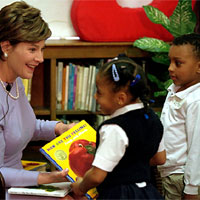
[0,78,19,100]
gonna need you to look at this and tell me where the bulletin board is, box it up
[0,0,77,39]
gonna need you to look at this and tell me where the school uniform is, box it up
[159,82,200,197]
[92,103,164,199]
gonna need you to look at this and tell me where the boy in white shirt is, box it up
[159,33,200,200]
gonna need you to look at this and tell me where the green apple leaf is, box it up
[133,37,170,53]
[143,5,170,31]
[169,0,196,37]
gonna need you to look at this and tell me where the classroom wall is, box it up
[0,0,77,39]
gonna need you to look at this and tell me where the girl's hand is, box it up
[37,168,69,185]
[55,122,76,136]
[71,177,85,197]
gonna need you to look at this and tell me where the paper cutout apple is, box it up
[70,0,196,42]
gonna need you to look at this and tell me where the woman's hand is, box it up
[55,122,76,136]
[37,168,69,185]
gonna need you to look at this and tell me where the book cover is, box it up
[40,120,98,199]
[8,182,71,197]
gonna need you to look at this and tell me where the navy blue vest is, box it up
[96,108,163,190]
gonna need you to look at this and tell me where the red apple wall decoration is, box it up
[70,0,196,42]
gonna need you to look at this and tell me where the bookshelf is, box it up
[31,39,148,120]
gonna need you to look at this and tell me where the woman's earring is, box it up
[4,52,8,58]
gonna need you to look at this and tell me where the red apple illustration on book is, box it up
[71,0,196,42]
[69,139,96,177]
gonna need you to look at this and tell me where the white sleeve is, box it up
[157,135,165,152]
[92,124,128,172]
[184,101,200,195]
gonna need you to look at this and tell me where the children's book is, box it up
[40,120,98,200]
[8,182,71,197]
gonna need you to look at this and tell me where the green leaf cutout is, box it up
[152,53,170,65]
[143,5,170,31]
[154,90,168,97]
[169,0,196,37]
[147,73,165,90]
[133,37,170,53]
[164,79,173,89]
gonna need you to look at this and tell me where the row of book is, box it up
[56,62,99,112]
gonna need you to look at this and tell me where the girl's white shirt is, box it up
[92,103,164,172]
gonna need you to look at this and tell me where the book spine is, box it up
[85,65,93,110]
[39,149,63,171]
[68,63,75,110]
[56,62,63,110]
[80,67,89,110]
[61,66,66,110]
[64,65,69,110]
[73,65,78,110]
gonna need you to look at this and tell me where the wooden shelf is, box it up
[33,107,50,116]
[56,110,96,115]
[44,40,149,59]
[34,39,148,120]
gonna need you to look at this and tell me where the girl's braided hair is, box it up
[99,55,151,116]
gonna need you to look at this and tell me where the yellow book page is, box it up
[40,120,98,199]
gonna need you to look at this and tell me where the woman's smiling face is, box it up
[6,40,45,81]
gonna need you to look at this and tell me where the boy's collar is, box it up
[168,82,200,99]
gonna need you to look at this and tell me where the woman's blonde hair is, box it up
[0,1,51,59]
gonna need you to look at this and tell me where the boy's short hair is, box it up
[172,33,200,59]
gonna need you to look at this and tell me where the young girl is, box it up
[71,55,165,199]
